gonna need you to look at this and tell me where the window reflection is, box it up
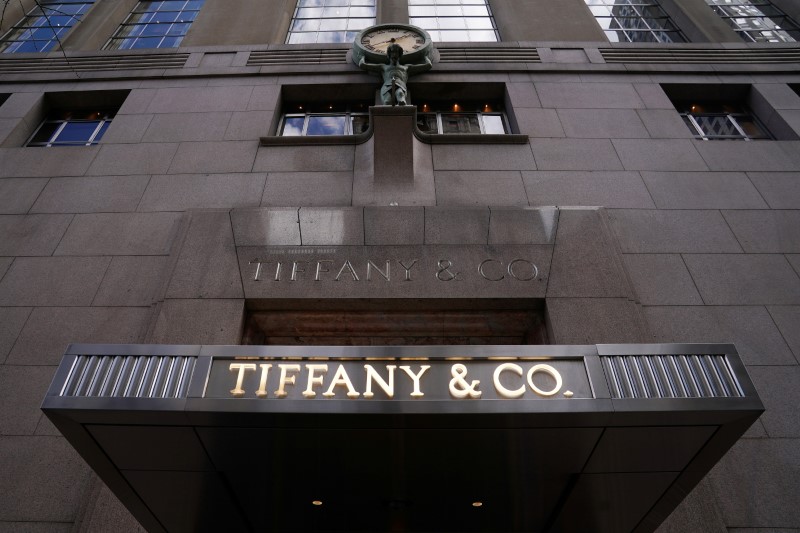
[584,0,685,43]
[415,102,508,134]
[409,0,499,42]
[0,1,95,54]
[105,0,205,50]
[287,0,375,44]
[279,102,370,136]
[27,110,115,146]
[705,0,799,42]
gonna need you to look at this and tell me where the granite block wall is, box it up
[0,63,799,532]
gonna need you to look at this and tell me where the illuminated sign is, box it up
[205,357,593,400]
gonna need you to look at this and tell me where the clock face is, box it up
[361,27,427,54]
[352,24,434,67]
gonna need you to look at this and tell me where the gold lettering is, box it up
[492,363,525,398]
[315,260,334,281]
[335,260,360,281]
[303,364,328,398]
[398,259,418,281]
[367,260,390,281]
[399,365,430,397]
[527,364,562,397]
[291,261,307,281]
[275,364,301,398]
[323,364,360,398]
[449,363,482,399]
[255,363,272,398]
[363,364,396,398]
[229,363,257,397]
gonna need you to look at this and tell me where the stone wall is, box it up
[0,47,799,531]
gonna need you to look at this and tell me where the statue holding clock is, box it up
[353,24,435,106]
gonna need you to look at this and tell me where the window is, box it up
[680,103,769,140]
[279,102,370,136]
[416,102,508,134]
[0,1,95,54]
[286,0,376,44]
[662,84,777,140]
[584,0,685,42]
[409,0,499,42]
[27,109,115,146]
[105,0,205,50]
[705,0,800,42]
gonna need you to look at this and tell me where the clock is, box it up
[352,24,434,66]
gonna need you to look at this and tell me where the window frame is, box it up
[408,0,500,43]
[286,0,377,45]
[584,0,686,43]
[104,0,206,51]
[705,0,800,43]
[417,110,508,135]
[278,105,371,137]
[26,110,115,147]
[680,110,770,141]
[0,0,95,54]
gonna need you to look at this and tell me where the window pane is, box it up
[29,122,61,144]
[351,115,370,134]
[409,0,498,41]
[1,1,95,54]
[320,18,348,30]
[585,0,685,42]
[441,113,481,134]
[417,114,439,134]
[705,0,799,42]
[105,0,204,49]
[306,115,347,135]
[287,0,376,44]
[482,115,506,134]
[281,116,306,136]
[734,116,769,138]
[54,121,100,143]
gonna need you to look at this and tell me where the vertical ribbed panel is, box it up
[602,354,743,399]
[60,355,195,398]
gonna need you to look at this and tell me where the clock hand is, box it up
[371,34,413,46]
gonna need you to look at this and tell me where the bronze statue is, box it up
[359,40,432,106]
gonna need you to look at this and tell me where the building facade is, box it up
[0,0,799,531]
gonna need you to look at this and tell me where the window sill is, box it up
[413,131,529,144]
[260,131,371,146]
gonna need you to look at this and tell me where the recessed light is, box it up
[472,501,483,507]
[312,500,323,506]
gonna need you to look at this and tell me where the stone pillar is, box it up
[371,105,416,184]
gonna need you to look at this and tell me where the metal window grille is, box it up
[105,0,205,50]
[705,0,800,42]
[27,110,115,146]
[0,1,95,54]
[584,0,686,43]
[286,0,376,44]
[409,0,499,42]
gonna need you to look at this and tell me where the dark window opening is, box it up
[28,109,115,146]
[243,301,548,346]
[662,83,774,141]
[24,90,129,147]
[275,84,375,137]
